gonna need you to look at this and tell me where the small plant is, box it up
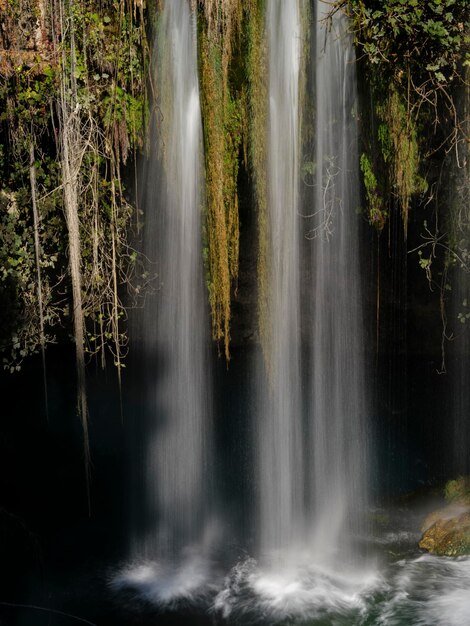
[360,152,387,231]
[444,476,470,504]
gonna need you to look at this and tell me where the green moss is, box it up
[360,152,387,231]
[332,0,467,245]
[376,85,426,238]
[244,0,268,358]
[198,1,244,361]
[445,476,470,505]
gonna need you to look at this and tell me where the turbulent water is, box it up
[307,3,368,558]
[211,521,470,625]
[111,507,470,625]
[135,0,212,559]
[258,0,304,557]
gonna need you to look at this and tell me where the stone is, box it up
[419,507,470,557]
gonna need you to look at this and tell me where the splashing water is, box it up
[214,557,379,623]
[111,552,217,609]
[212,551,470,625]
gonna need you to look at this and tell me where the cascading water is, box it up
[258,0,304,558]
[307,2,368,559]
[116,2,214,594]
[44,4,470,625]
[141,0,212,560]
[216,5,374,612]
[113,1,217,603]
[257,0,368,563]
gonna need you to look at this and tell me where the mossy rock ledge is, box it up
[419,477,470,557]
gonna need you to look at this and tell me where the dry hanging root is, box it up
[57,0,91,511]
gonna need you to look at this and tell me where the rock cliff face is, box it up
[419,478,470,556]
[0,0,50,75]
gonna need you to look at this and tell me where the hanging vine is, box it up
[0,0,150,507]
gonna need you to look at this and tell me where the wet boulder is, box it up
[419,477,470,556]
[419,510,470,556]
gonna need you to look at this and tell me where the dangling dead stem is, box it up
[57,0,91,510]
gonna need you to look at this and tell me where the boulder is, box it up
[419,477,470,556]
[419,509,470,556]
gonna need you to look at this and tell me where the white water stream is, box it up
[258,0,369,567]
[129,0,213,565]
[307,1,369,560]
[258,0,304,558]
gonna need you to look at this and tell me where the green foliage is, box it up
[244,0,269,358]
[445,476,470,504]
[344,0,469,84]
[377,87,427,236]
[357,75,428,236]
[333,0,468,238]
[64,1,148,160]
[0,187,62,371]
[360,152,387,231]
[357,83,426,237]
[0,0,149,371]
[0,49,64,369]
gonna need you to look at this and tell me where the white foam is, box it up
[377,554,470,626]
[110,552,216,608]
[213,556,381,621]
[110,541,470,622]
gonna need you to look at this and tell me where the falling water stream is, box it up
[308,1,368,560]
[214,1,376,617]
[258,0,303,559]
[142,0,211,559]
[257,0,368,563]
[113,0,215,604]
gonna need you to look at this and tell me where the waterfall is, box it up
[258,0,368,563]
[139,0,212,559]
[115,0,370,609]
[307,2,368,559]
[258,0,304,558]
